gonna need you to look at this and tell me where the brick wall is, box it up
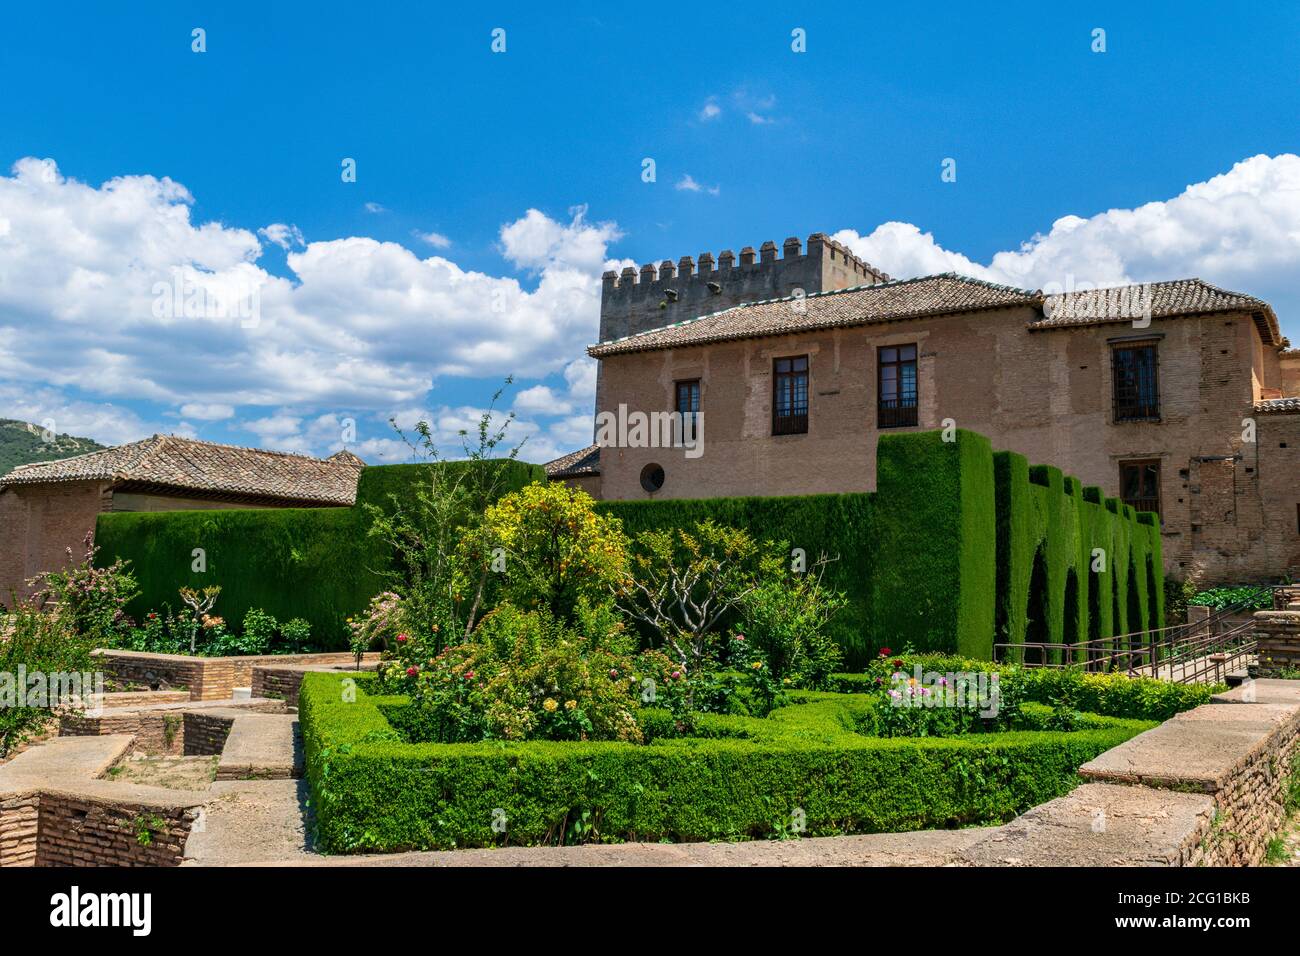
[0,795,38,866]
[33,795,198,867]
[0,480,111,606]
[94,650,369,702]
[594,309,1297,582]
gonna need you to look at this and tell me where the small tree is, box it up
[365,380,528,647]
[178,586,221,654]
[27,532,138,648]
[618,521,764,690]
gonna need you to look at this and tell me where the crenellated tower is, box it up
[597,232,889,343]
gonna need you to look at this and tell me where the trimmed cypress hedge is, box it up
[872,429,996,660]
[300,671,1153,853]
[93,460,544,649]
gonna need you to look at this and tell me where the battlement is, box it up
[598,233,889,343]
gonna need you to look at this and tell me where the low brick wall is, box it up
[1252,610,1300,675]
[0,795,38,866]
[59,699,283,755]
[95,650,375,702]
[33,794,198,867]
[183,712,235,756]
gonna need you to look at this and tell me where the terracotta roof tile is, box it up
[543,444,600,478]
[588,275,1283,357]
[0,435,364,504]
[1030,278,1280,343]
[588,274,1037,357]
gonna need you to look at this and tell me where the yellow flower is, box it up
[564,699,577,710]
[543,698,558,712]
[751,661,763,670]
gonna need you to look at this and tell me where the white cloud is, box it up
[833,154,1300,328]
[0,159,625,422]
[258,223,305,250]
[675,174,720,196]
[0,382,159,445]
[699,100,721,121]
[513,385,572,417]
[179,402,235,421]
[412,229,451,248]
[746,111,774,126]
[364,202,386,214]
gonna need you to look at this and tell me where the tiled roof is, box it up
[588,274,1038,357]
[1030,279,1281,343]
[0,435,365,504]
[544,444,600,478]
[1254,397,1300,414]
[587,274,1283,357]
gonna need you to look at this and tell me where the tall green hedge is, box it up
[871,429,996,660]
[597,492,876,668]
[93,460,544,648]
[992,459,1164,664]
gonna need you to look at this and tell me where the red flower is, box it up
[878,647,892,657]
[891,659,904,669]
[464,671,475,680]
[406,666,418,677]
[396,633,408,643]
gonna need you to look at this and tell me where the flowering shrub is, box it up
[380,601,644,743]
[348,591,409,656]
[27,533,138,647]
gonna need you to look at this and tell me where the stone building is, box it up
[546,233,1300,584]
[0,435,365,604]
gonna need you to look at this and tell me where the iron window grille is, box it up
[1112,343,1160,422]
[878,344,918,428]
[772,356,809,435]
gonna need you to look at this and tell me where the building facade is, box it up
[549,233,1300,584]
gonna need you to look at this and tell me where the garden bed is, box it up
[300,671,1154,853]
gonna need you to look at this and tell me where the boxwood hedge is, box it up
[300,670,1154,853]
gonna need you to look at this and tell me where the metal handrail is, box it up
[993,583,1287,683]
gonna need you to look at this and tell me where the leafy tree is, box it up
[473,482,629,626]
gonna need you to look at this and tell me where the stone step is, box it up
[215,715,301,780]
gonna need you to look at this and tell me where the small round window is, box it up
[639,463,665,493]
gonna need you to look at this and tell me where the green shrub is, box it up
[1189,585,1274,612]
[378,601,644,744]
[829,654,1217,723]
[873,429,996,659]
[300,671,1153,853]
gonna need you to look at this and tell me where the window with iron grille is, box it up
[675,379,700,441]
[772,356,808,435]
[878,344,918,428]
[1119,459,1161,519]
[1112,343,1160,421]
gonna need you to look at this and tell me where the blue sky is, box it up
[1,1,1298,463]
